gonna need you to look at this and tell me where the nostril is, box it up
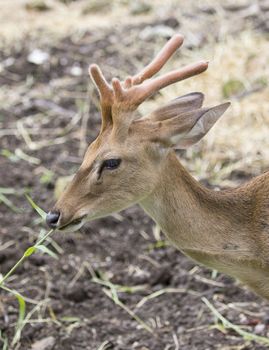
[46,210,60,228]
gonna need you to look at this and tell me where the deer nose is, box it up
[46,210,60,228]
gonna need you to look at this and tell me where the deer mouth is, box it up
[59,216,86,231]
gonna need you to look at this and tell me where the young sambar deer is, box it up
[46,34,269,300]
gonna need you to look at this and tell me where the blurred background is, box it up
[0,0,269,349]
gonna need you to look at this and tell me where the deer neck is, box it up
[139,151,253,256]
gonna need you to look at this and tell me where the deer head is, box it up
[46,34,229,231]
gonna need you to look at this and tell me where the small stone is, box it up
[70,65,83,77]
[31,336,55,350]
[3,57,15,67]
[254,323,265,334]
[27,49,49,65]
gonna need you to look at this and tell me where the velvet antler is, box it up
[89,34,208,131]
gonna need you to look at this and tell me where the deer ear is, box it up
[153,102,230,149]
[146,92,204,122]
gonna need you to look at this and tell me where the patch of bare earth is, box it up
[0,1,269,349]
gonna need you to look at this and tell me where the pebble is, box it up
[70,65,83,77]
[254,323,265,334]
[31,336,55,350]
[27,49,49,65]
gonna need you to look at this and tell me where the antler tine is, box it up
[112,35,208,110]
[88,34,209,132]
[89,64,112,102]
[89,64,114,129]
[133,61,209,105]
[131,34,184,85]
[110,60,208,111]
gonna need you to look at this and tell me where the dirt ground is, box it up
[1,1,269,349]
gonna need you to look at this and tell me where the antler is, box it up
[89,34,208,132]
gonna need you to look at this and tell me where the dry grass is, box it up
[0,0,189,44]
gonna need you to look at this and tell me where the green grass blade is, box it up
[0,193,21,213]
[103,288,153,334]
[13,293,26,345]
[35,229,54,246]
[36,245,58,259]
[1,286,26,346]
[0,195,56,344]
[97,340,113,350]
[202,297,269,346]
[0,255,26,286]
[45,236,64,254]
[0,228,54,286]
[0,187,17,195]
[0,330,9,350]
[25,194,47,220]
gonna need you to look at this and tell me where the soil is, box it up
[1,3,269,350]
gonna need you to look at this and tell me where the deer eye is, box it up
[102,159,121,170]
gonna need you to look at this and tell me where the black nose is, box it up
[46,210,60,228]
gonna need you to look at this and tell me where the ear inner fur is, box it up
[146,92,205,122]
[173,102,230,148]
[133,102,230,149]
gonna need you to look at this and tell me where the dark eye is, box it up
[102,158,121,170]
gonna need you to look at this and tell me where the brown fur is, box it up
[141,152,269,298]
[53,113,269,300]
[49,35,269,300]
